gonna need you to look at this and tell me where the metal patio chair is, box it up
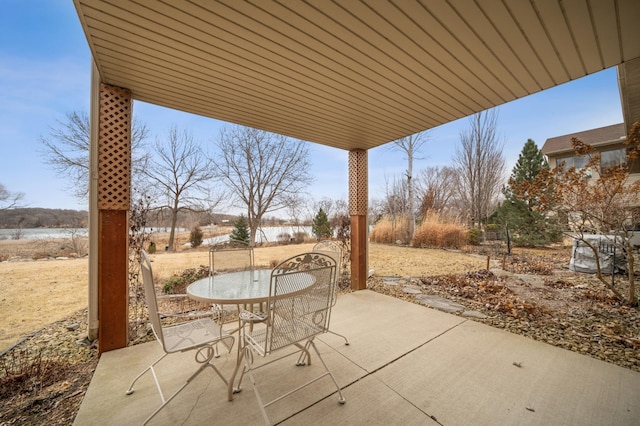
[209,240,254,275]
[236,252,346,425]
[126,250,235,425]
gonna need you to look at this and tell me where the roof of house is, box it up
[541,123,627,155]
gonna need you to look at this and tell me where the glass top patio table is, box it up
[187,269,273,305]
[187,269,317,306]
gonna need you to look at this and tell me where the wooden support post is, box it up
[96,83,132,353]
[349,149,368,290]
[98,210,129,352]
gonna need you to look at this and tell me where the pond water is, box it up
[0,226,314,244]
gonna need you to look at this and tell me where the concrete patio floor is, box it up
[74,290,640,425]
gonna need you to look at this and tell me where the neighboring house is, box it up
[541,123,639,177]
[542,123,640,249]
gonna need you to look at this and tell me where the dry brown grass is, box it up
[0,236,486,352]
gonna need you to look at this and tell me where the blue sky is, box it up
[0,1,624,214]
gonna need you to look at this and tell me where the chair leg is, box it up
[308,340,346,404]
[295,340,313,366]
[243,356,271,425]
[128,346,229,425]
[231,344,251,400]
[142,358,227,425]
[296,328,349,365]
[125,352,169,396]
[328,329,350,345]
[244,339,346,425]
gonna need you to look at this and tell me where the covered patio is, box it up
[68,4,640,423]
[71,0,640,354]
[75,290,640,425]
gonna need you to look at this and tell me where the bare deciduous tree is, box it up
[39,111,150,200]
[389,131,429,240]
[452,109,506,228]
[283,194,306,233]
[213,125,312,246]
[0,183,25,210]
[142,127,221,250]
[382,175,409,220]
[416,165,458,219]
[379,175,411,243]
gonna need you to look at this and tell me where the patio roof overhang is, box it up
[73,0,640,151]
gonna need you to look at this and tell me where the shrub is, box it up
[0,348,66,401]
[148,241,157,254]
[276,232,291,244]
[162,265,209,294]
[292,232,308,244]
[467,228,482,246]
[189,226,204,248]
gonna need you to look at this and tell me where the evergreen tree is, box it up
[312,208,333,239]
[229,214,250,244]
[496,139,560,246]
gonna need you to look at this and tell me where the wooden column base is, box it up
[98,209,128,353]
[350,215,368,290]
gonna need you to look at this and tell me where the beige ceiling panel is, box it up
[619,0,640,60]
[206,0,455,124]
[93,39,408,150]
[562,0,603,73]
[278,1,473,120]
[84,7,420,140]
[307,0,471,117]
[449,0,533,96]
[504,0,568,84]
[268,0,455,123]
[373,2,487,112]
[93,35,403,140]
[394,1,505,107]
[476,0,552,90]
[96,54,364,140]
[590,0,623,66]
[422,0,515,102]
[180,3,440,131]
[534,0,585,79]
[73,0,640,150]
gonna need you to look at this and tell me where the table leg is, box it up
[227,309,245,401]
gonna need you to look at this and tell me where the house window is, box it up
[600,148,626,172]
[557,154,588,170]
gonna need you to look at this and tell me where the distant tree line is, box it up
[0,207,245,230]
[0,208,88,229]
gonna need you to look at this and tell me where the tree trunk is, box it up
[168,207,179,251]
[626,240,638,306]
[407,155,415,243]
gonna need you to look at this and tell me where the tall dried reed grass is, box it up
[369,215,410,244]
[411,211,467,249]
